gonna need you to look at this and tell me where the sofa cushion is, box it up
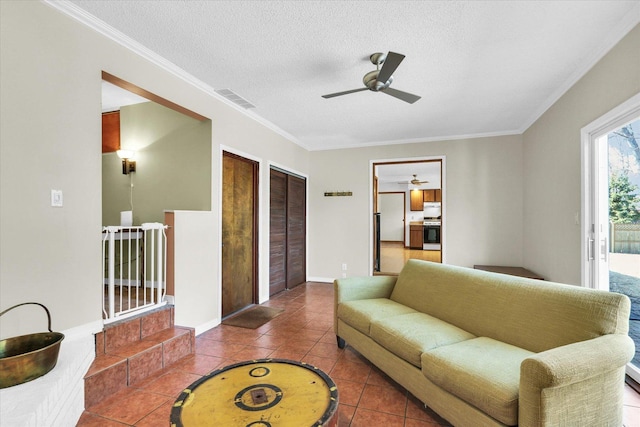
[421,337,534,426]
[370,312,475,367]
[337,298,417,335]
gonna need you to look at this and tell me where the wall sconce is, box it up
[117,149,136,175]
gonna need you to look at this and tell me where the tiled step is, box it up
[84,307,195,409]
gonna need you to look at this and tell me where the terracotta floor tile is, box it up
[367,366,395,386]
[320,330,339,344]
[308,340,345,359]
[332,378,366,406]
[169,353,225,376]
[134,401,173,427]
[350,407,405,427]
[250,333,288,349]
[195,338,246,358]
[404,418,443,427]
[87,389,169,425]
[337,404,356,427]
[296,327,327,341]
[76,412,129,426]
[231,344,274,360]
[330,358,371,383]
[341,346,373,366]
[406,394,451,424]
[268,347,307,360]
[140,370,202,397]
[196,327,225,341]
[358,383,407,416]
[279,337,318,353]
[302,353,338,374]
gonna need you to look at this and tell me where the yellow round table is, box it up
[171,359,339,427]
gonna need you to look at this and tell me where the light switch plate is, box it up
[51,189,63,207]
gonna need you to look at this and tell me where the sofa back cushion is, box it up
[389,260,630,352]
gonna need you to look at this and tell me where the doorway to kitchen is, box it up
[582,93,640,384]
[372,157,445,274]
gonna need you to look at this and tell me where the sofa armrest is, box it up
[333,276,397,336]
[334,276,398,304]
[519,334,634,426]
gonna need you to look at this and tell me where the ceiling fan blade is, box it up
[381,87,421,104]
[322,87,368,99]
[377,51,405,84]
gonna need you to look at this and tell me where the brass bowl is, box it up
[0,303,64,389]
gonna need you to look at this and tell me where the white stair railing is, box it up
[102,223,168,323]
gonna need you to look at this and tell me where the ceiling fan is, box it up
[399,174,429,185]
[322,51,421,104]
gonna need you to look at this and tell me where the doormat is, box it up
[222,306,284,329]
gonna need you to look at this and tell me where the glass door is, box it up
[583,95,640,382]
[606,118,640,381]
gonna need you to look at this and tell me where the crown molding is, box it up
[309,129,522,152]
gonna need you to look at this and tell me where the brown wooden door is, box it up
[269,169,287,295]
[269,169,306,296]
[286,174,306,289]
[222,152,258,317]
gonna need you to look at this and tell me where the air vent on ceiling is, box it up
[214,89,256,109]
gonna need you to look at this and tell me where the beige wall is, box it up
[102,102,212,226]
[307,135,524,280]
[523,24,640,285]
[0,1,309,338]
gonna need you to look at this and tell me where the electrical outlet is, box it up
[341,263,347,271]
[342,272,347,278]
[51,189,63,207]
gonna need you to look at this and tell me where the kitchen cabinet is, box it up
[102,111,120,153]
[410,225,423,249]
[423,189,442,202]
[410,189,423,211]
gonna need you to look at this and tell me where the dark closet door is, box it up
[269,169,306,296]
[286,174,306,289]
[269,170,287,295]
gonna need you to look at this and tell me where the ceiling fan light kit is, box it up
[322,51,421,104]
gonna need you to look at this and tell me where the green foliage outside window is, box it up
[609,171,640,223]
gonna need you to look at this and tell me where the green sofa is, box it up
[334,259,634,426]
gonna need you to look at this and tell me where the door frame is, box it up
[219,146,261,316]
[580,93,640,289]
[370,156,446,274]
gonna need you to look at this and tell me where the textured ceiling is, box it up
[66,1,639,151]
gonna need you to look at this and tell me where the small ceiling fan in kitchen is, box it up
[399,174,429,185]
[322,51,421,104]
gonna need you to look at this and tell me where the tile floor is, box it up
[78,282,640,427]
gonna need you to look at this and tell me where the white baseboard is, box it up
[0,321,98,426]
[306,276,334,283]
[195,318,220,336]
